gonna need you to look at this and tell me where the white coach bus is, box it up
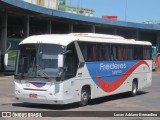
[14,33,152,106]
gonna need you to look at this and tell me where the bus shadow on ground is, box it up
[88,91,148,105]
[12,91,148,110]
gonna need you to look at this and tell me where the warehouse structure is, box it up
[1,0,160,72]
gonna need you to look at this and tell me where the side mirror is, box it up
[58,54,64,68]
[4,53,8,66]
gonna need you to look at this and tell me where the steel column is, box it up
[0,12,7,72]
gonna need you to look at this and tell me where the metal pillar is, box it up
[156,32,160,71]
[47,20,52,34]
[0,12,7,72]
[135,30,139,40]
[113,29,117,35]
[91,25,95,33]
[69,23,73,33]
[157,32,160,52]
[24,16,30,37]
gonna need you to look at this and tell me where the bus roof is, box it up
[19,33,152,46]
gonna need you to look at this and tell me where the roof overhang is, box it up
[1,0,160,31]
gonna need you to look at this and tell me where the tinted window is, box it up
[143,46,152,60]
[134,46,143,60]
[79,42,151,61]
[79,42,97,62]
[97,43,110,61]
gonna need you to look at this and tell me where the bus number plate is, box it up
[29,94,37,98]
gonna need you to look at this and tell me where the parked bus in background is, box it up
[152,46,158,71]
[14,33,152,106]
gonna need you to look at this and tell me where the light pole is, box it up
[125,0,128,21]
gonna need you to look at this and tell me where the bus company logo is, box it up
[2,112,11,117]
[100,63,126,71]
[96,61,150,92]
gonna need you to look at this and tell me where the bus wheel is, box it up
[130,81,138,97]
[79,88,89,106]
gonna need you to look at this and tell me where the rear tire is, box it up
[79,88,89,106]
[130,81,138,97]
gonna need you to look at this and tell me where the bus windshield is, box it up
[15,44,65,79]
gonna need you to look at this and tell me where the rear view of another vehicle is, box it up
[152,46,157,71]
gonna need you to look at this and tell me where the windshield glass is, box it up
[15,44,65,79]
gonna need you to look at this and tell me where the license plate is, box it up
[29,94,37,98]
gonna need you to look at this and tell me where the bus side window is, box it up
[78,42,88,61]
[98,45,104,61]
[65,43,79,79]
[118,46,123,61]
[87,44,97,62]
[127,46,134,60]
[104,44,111,61]
[92,45,97,61]
[111,44,118,61]
[123,46,128,60]
[134,46,143,60]
[98,44,108,61]
[144,46,151,60]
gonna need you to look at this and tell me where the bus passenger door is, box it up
[63,43,81,100]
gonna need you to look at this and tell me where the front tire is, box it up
[130,81,138,97]
[79,88,89,106]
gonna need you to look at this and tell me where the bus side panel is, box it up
[61,66,96,103]
[85,60,152,99]
[77,66,97,99]
[62,77,82,104]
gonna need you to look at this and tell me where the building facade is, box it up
[1,0,160,72]
[58,0,95,17]
[23,0,95,17]
[23,0,58,9]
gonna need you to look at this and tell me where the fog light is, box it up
[49,93,57,96]
[15,90,20,94]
